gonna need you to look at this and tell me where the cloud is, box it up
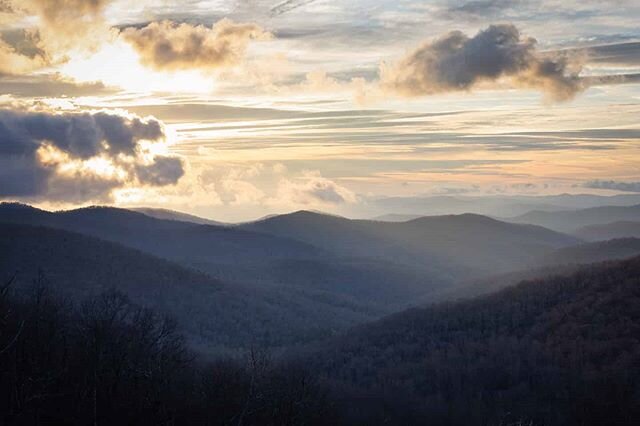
[121,19,271,72]
[276,172,356,205]
[0,38,47,75]
[441,0,520,19]
[17,0,109,25]
[0,72,113,98]
[0,0,114,74]
[196,162,267,205]
[135,156,185,186]
[566,42,640,66]
[583,180,640,193]
[15,0,113,52]
[0,108,184,202]
[380,24,584,102]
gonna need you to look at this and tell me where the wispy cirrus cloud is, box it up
[270,0,318,17]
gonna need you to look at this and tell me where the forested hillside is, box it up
[4,242,639,425]
[310,256,640,425]
[242,210,578,274]
[132,207,226,226]
[0,286,331,425]
[4,202,640,425]
[537,238,640,266]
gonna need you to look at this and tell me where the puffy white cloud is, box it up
[7,0,114,67]
[381,24,584,101]
[121,19,271,72]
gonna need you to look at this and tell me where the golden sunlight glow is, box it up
[37,144,127,180]
[59,38,216,94]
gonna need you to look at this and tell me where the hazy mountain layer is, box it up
[0,223,382,353]
[510,204,640,233]
[574,221,640,241]
[243,211,579,274]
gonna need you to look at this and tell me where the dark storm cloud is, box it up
[0,109,184,202]
[136,156,185,186]
[1,110,163,158]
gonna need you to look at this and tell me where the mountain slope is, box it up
[310,256,640,425]
[132,207,226,226]
[0,203,581,314]
[537,237,640,266]
[0,204,461,311]
[371,213,422,222]
[242,211,579,274]
[0,223,380,353]
[0,203,322,266]
[510,204,640,232]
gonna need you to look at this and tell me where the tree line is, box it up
[0,273,332,425]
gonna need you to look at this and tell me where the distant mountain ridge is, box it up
[0,203,581,279]
[371,213,422,222]
[242,210,580,274]
[574,220,640,241]
[509,203,640,232]
[537,237,640,266]
[132,207,226,226]
[366,193,640,219]
[0,203,322,265]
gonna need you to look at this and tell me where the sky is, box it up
[1,0,640,221]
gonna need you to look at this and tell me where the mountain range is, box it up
[3,200,640,424]
[509,203,640,233]
[2,201,640,355]
[574,220,640,241]
[363,193,640,219]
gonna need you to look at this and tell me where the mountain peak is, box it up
[406,212,500,225]
[256,209,345,224]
